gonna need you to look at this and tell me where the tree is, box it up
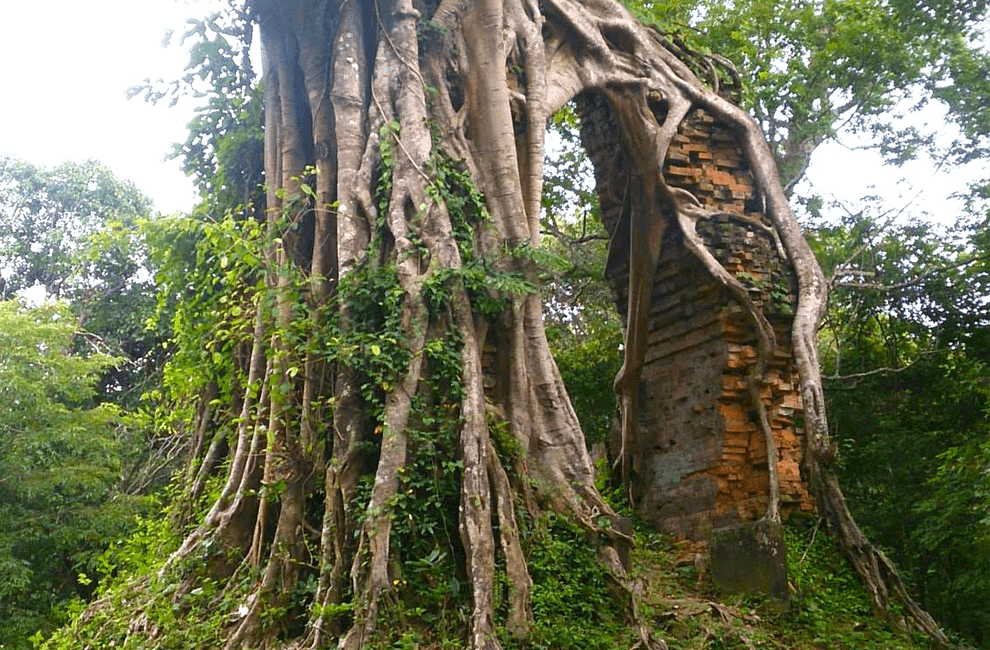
[0,157,163,405]
[0,300,146,649]
[57,1,948,649]
[809,211,990,645]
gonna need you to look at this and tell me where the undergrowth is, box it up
[634,514,932,650]
[39,492,935,650]
[502,513,636,650]
[37,448,934,650]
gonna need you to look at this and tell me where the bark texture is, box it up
[156,0,949,648]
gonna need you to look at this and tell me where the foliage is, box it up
[0,157,163,406]
[785,518,879,631]
[827,348,990,645]
[772,517,927,649]
[809,209,990,646]
[145,211,264,417]
[0,301,148,649]
[41,494,238,650]
[502,514,634,650]
[0,158,151,299]
[541,105,614,330]
[913,429,990,642]
[130,6,264,217]
[547,319,622,446]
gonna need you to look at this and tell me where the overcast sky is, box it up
[0,0,981,224]
[0,0,207,214]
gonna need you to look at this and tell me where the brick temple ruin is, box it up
[579,94,816,541]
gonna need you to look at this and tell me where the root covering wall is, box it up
[580,96,814,540]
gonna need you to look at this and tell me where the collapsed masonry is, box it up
[578,94,815,541]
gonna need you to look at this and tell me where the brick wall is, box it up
[578,95,814,540]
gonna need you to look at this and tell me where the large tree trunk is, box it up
[157,0,949,648]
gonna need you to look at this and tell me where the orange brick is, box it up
[706,168,736,186]
[781,393,802,409]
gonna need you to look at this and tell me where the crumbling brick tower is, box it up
[578,94,815,540]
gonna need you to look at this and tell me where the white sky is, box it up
[802,114,986,230]
[0,0,206,215]
[0,0,983,224]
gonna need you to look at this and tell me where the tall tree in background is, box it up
[0,160,183,648]
[112,1,952,649]
[0,157,163,405]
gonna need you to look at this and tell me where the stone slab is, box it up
[710,519,789,602]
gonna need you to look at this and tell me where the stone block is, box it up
[710,519,789,602]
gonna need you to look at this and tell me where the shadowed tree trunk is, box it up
[157,0,950,648]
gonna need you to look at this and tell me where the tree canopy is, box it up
[627,0,990,193]
[0,157,164,404]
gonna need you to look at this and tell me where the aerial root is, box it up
[486,438,533,639]
[676,199,783,521]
